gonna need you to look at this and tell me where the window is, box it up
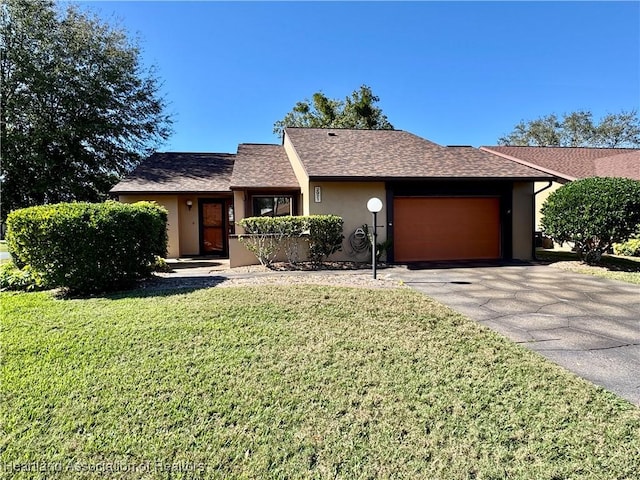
[252,195,293,217]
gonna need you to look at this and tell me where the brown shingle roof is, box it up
[230,144,300,189]
[481,146,640,181]
[285,128,553,180]
[110,152,235,194]
[594,151,640,179]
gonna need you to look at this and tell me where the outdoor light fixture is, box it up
[367,197,383,279]
[186,200,193,211]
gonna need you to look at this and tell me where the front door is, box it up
[199,200,227,256]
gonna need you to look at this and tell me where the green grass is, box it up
[536,249,640,284]
[0,241,7,253]
[2,286,639,479]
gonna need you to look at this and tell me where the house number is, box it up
[314,186,322,203]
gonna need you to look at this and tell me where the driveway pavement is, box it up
[388,263,640,406]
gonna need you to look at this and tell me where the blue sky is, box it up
[78,1,639,153]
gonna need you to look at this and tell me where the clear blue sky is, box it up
[77,1,639,153]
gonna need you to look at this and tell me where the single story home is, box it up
[111,128,555,266]
[480,146,640,231]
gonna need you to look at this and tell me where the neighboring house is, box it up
[480,146,640,231]
[111,128,553,265]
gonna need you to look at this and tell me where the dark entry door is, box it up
[199,200,226,256]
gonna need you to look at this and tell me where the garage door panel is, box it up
[394,197,501,262]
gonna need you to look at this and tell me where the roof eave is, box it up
[110,189,233,195]
[230,185,301,191]
[307,175,555,182]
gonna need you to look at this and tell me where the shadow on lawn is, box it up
[108,275,230,299]
[55,275,231,300]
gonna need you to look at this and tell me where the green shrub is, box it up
[0,262,46,291]
[152,256,173,273]
[541,177,640,264]
[613,238,640,257]
[307,215,344,264]
[6,201,167,294]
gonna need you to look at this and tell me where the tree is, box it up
[498,110,640,147]
[0,0,172,221]
[540,177,640,264]
[273,85,393,137]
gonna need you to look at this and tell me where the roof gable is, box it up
[481,146,640,181]
[285,128,553,180]
[230,144,299,189]
[110,152,235,194]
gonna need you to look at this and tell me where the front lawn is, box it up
[2,286,639,479]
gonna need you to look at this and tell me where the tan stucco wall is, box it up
[229,236,310,268]
[232,191,247,233]
[177,194,200,256]
[308,181,387,261]
[118,194,180,258]
[534,181,562,231]
[511,182,534,260]
[283,133,310,215]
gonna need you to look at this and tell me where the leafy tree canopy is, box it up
[0,0,173,221]
[273,85,393,137]
[541,177,640,264]
[498,110,640,148]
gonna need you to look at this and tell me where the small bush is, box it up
[152,256,173,273]
[308,215,344,264]
[541,177,640,264]
[614,238,640,257]
[0,262,46,291]
[6,201,167,294]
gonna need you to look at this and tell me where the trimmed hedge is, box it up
[6,201,167,294]
[238,215,343,267]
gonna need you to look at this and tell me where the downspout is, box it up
[532,180,554,259]
[534,181,553,196]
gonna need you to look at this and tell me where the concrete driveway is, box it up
[388,263,640,406]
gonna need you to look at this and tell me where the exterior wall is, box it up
[177,194,199,255]
[308,181,387,262]
[283,133,311,215]
[118,194,180,258]
[232,191,247,234]
[534,181,562,231]
[511,182,534,260]
[229,236,310,268]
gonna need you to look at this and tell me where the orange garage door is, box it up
[394,197,501,262]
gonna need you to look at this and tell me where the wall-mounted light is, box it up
[186,200,193,211]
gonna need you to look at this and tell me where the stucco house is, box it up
[480,146,640,231]
[111,128,555,266]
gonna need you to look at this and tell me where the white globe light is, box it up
[367,197,383,213]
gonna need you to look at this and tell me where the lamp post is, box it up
[367,197,383,279]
